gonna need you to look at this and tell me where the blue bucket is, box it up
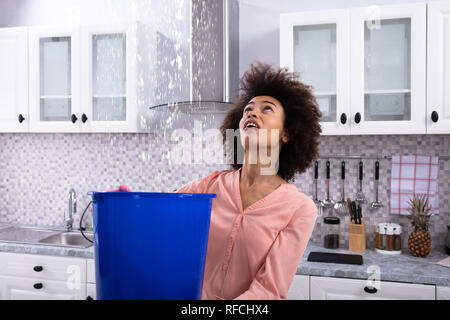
[88,191,216,300]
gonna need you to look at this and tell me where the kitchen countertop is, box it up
[0,224,449,287]
[298,242,450,287]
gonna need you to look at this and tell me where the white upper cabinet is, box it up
[427,1,450,134]
[26,23,140,133]
[280,9,351,135]
[80,23,138,132]
[281,3,430,136]
[350,3,427,135]
[0,27,29,132]
[28,26,82,132]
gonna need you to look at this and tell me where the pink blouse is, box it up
[176,168,318,300]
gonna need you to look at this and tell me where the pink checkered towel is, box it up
[390,155,439,215]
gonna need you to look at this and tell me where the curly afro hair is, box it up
[220,62,322,182]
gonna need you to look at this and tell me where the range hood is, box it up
[147,0,239,132]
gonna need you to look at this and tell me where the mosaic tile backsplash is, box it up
[0,133,449,252]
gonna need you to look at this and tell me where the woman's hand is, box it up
[105,185,132,192]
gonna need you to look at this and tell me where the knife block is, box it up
[348,218,366,252]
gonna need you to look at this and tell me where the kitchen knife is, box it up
[351,201,358,224]
[347,198,353,222]
[357,204,362,224]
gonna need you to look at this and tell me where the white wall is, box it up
[238,0,444,75]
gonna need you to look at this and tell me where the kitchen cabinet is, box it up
[0,27,29,132]
[0,252,87,300]
[28,25,82,132]
[287,274,309,300]
[281,3,428,135]
[310,276,435,300]
[426,1,450,134]
[350,3,426,135]
[0,275,86,300]
[80,23,138,132]
[23,22,141,133]
[280,9,351,135]
[436,286,450,300]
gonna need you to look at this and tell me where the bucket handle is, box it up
[80,200,94,243]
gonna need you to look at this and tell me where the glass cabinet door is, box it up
[28,26,81,132]
[39,37,72,121]
[280,9,350,135]
[82,23,137,132]
[350,3,426,135]
[364,18,411,122]
[294,24,337,123]
[92,33,127,121]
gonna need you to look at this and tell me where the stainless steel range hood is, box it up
[189,0,239,103]
[147,0,239,131]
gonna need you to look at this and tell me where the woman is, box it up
[176,62,323,300]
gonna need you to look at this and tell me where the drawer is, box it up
[310,276,435,300]
[0,252,86,282]
[0,275,86,300]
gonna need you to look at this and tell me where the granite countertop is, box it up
[298,242,450,287]
[0,224,449,287]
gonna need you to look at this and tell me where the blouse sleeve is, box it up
[175,170,223,193]
[233,198,318,300]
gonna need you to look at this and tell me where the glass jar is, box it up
[386,225,394,251]
[378,223,387,250]
[323,217,340,249]
[375,224,380,249]
[393,224,402,251]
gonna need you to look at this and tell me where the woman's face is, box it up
[239,96,289,151]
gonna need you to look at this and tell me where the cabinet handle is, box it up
[33,266,43,272]
[364,286,377,294]
[18,114,25,123]
[354,112,361,124]
[81,114,88,123]
[340,113,347,125]
[33,283,43,290]
[431,111,439,123]
[71,114,78,124]
[375,161,379,181]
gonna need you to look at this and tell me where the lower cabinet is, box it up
[310,276,436,300]
[0,252,92,300]
[437,286,450,300]
[0,252,448,300]
[287,275,309,300]
[0,275,86,300]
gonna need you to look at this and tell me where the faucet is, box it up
[65,188,76,232]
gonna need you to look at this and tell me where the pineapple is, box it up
[406,194,432,257]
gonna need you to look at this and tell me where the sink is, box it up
[38,232,93,248]
[0,226,93,248]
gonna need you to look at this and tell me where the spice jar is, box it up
[375,224,380,249]
[378,223,387,250]
[386,225,394,251]
[323,217,340,249]
[393,224,402,251]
